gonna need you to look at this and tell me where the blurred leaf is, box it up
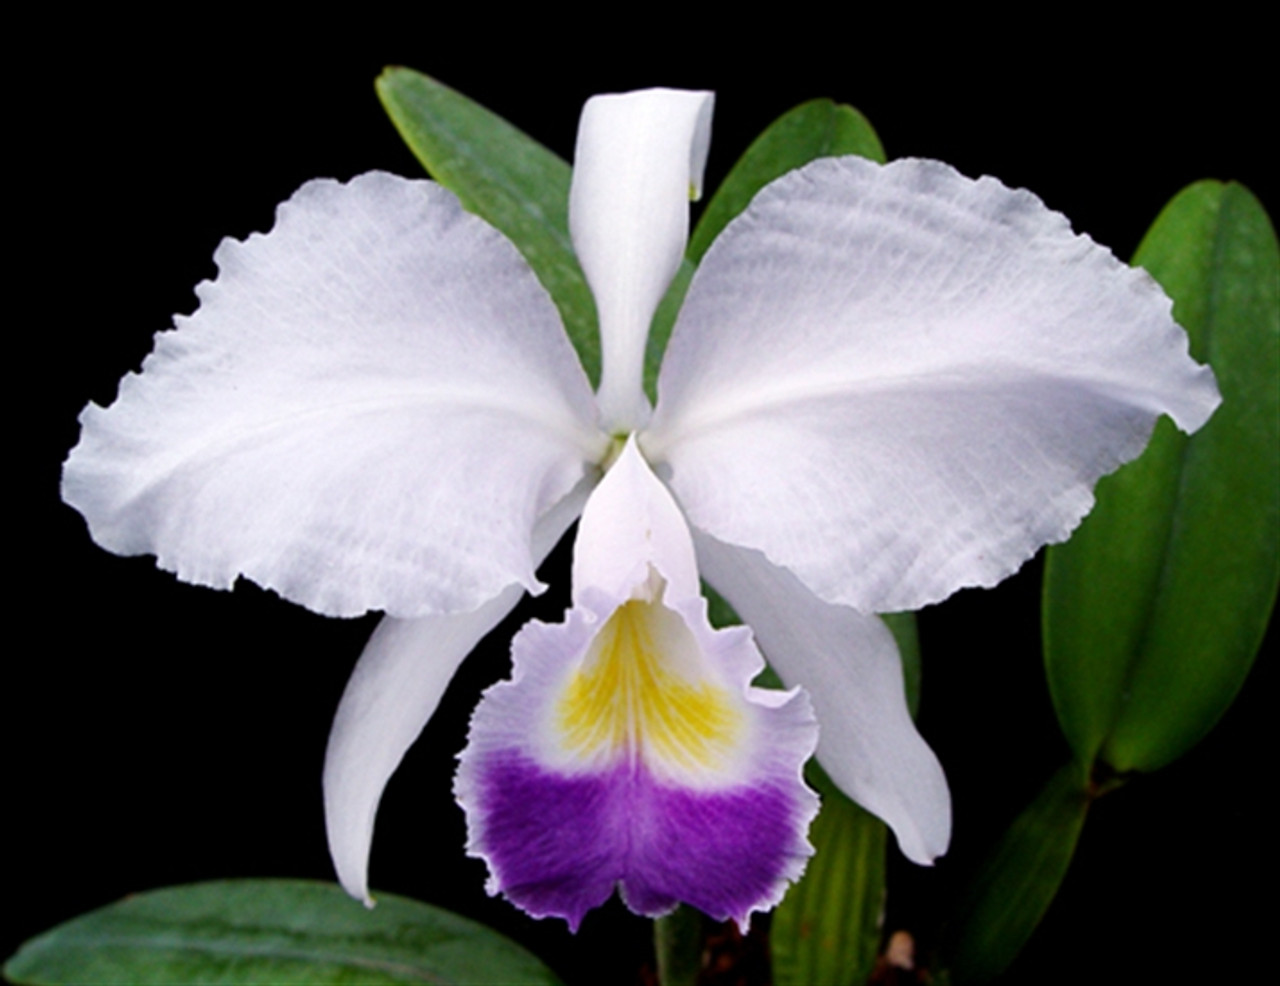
[772,766,886,986]
[4,880,563,985]
[376,68,599,385]
[1044,180,1279,772]
[644,99,886,400]
[941,763,1091,983]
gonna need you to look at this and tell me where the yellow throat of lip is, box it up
[556,594,742,774]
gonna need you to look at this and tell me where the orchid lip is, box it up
[456,437,819,930]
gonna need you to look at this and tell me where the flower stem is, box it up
[654,905,704,986]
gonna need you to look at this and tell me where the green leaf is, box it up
[941,763,1091,984]
[771,767,886,986]
[1043,181,1279,772]
[376,68,600,385]
[4,880,563,985]
[643,99,886,401]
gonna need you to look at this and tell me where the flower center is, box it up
[597,431,631,474]
[556,595,742,778]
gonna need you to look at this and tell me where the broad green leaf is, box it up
[4,880,563,985]
[1044,181,1279,772]
[644,99,886,400]
[771,766,886,986]
[376,68,600,385]
[941,763,1091,984]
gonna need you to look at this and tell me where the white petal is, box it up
[647,157,1220,613]
[63,172,605,618]
[695,532,950,865]
[571,89,714,431]
[324,485,589,904]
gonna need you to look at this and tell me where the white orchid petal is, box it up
[324,486,589,904]
[570,89,714,431]
[63,172,604,618]
[695,532,950,864]
[648,157,1220,614]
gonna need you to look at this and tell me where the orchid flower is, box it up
[62,87,1219,932]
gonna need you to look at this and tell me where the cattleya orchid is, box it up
[62,88,1219,931]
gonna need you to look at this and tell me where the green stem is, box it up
[654,906,703,986]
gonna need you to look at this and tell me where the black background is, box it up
[14,17,1275,985]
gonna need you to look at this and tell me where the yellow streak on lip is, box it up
[557,598,741,773]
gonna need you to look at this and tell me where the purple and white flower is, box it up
[62,88,1218,931]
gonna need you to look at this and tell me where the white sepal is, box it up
[324,482,590,904]
[696,532,951,865]
[570,89,714,432]
[323,596,521,905]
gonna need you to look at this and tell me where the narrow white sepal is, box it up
[570,89,714,432]
[323,481,592,904]
[650,156,1220,615]
[695,533,951,865]
[323,594,521,906]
